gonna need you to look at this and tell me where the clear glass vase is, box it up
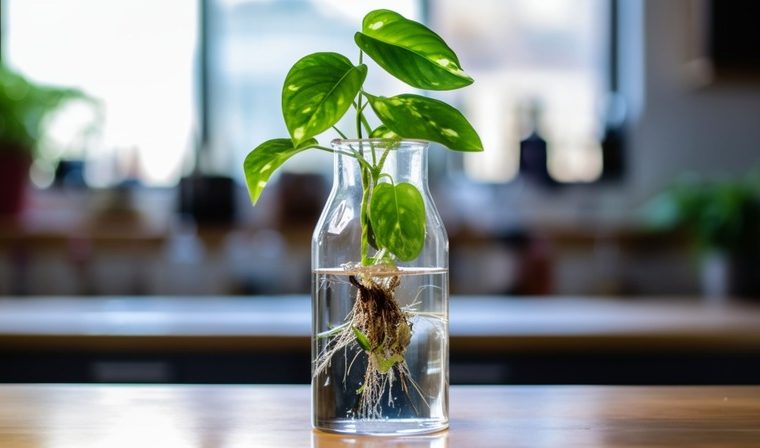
[312,139,449,435]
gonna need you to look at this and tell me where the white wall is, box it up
[627,0,760,202]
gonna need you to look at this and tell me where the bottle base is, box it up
[314,418,448,436]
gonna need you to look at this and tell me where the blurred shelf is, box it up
[2,295,760,384]
[1,296,760,353]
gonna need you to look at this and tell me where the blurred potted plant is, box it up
[646,171,760,300]
[0,65,83,216]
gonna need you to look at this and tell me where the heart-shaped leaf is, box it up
[369,182,426,261]
[243,138,317,205]
[366,93,483,152]
[282,52,367,146]
[355,9,472,91]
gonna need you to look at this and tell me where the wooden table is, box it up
[0,385,758,447]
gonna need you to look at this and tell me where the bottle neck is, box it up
[332,140,429,190]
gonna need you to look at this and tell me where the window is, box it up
[4,0,198,186]
[207,0,422,180]
[4,0,609,186]
[431,0,609,183]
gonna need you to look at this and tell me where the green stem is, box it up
[357,96,374,137]
[369,138,377,167]
[377,146,392,173]
[360,162,372,266]
[352,100,373,137]
[313,145,355,158]
[332,126,348,140]
[356,95,364,140]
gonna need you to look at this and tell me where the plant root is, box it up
[313,264,428,419]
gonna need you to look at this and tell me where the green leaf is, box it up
[355,9,472,90]
[353,326,372,351]
[282,52,367,146]
[369,125,398,139]
[243,138,317,205]
[366,93,483,152]
[373,352,404,374]
[369,182,426,261]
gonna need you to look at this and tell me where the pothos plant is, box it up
[243,9,481,418]
[244,9,482,265]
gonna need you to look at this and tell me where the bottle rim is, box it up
[330,138,430,148]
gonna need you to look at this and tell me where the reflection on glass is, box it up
[312,429,448,448]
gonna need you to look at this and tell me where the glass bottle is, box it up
[312,139,449,435]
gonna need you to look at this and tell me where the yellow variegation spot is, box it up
[450,68,469,78]
[373,101,389,115]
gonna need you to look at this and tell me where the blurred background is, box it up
[1,0,760,385]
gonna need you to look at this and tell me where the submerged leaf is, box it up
[366,93,483,152]
[353,326,372,351]
[243,138,317,205]
[282,52,367,146]
[369,182,426,261]
[373,352,404,374]
[355,9,472,90]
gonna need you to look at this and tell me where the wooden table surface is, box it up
[0,385,758,447]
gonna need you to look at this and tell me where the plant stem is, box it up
[370,139,377,167]
[356,95,364,140]
[349,65,394,267]
[358,105,374,136]
[352,74,375,265]
[332,126,348,140]
[357,143,399,266]
[312,145,355,158]
[360,162,372,266]
[377,146,392,172]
